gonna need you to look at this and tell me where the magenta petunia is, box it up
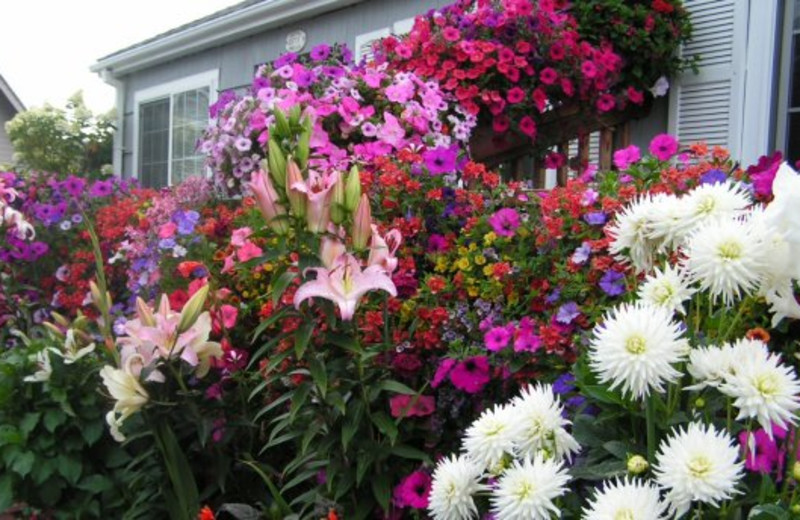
[484,326,512,352]
[449,356,490,394]
[389,394,435,418]
[488,208,520,238]
[393,470,432,509]
[422,146,458,175]
[649,133,679,161]
[431,358,456,388]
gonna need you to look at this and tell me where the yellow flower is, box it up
[401,301,416,321]
[468,243,477,252]
[435,256,449,273]
[474,255,487,266]
[263,263,274,272]
[456,258,471,271]
[458,246,469,256]
[484,231,497,246]
[483,264,495,277]
[468,286,479,297]
[254,272,262,280]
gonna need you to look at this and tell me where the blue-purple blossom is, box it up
[173,210,200,235]
[555,301,580,324]
[545,288,561,304]
[571,242,591,265]
[599,270,626,296]
[700,169,727,185]
[552,373,576,395]
[583,211,607,226]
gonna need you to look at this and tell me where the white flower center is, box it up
[653,283,675,305]
[615,509,635,520]
[484,421,506,437]
[754,373,778,397]
[514,480,534,501]
[697,195,717,215]
[717,240,742,260]
[625,334,647,355]
[688,455,712,479]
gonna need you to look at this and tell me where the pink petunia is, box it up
[449,356,490,394]
[613,145,641,170]
[389,395,436,418]
[236,241,263,263]
[393,470,432,509]
[649,134,680,161]
[484,326,512,352]
[488,208,521,237]
[431,358,456,388]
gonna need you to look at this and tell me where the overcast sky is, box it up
[1,0,241,113]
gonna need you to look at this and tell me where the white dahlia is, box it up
[489,454,570,520]
[581,478,669,520]
[428,455,485,520]
[763,163,800,280]
[765,284,800,327]
[637,264,695,315]
[462,404,517,473]
[681,180,751,229]
[686,338,770,391]
[654,422,744,518]
[645,193,694,251]
[748,205,794,297]
[719,345,800,438]
[589,302,689,400]
[608,195,660,273]
[509,383,580,462]
[683,216,767,306]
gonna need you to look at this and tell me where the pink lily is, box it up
[248,170,288,235]
[294,253,397,321]
[320,225,346,268]
[291,168,340,233]
[367,225,402,274]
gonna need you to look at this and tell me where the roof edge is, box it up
[0,74,25,113]
[91,0,361,79]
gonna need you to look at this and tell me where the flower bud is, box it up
[351,194,372,250]
[792,461,800,482]
[627,454,649,475]
[273,107,291,137]
[344,165,361,213]
[135,297,156,327]
[330,174,346,225]
[248,170,289,235]
[177,285,209,334]
[694,397,705,409]
[89,281,108,315]
[267,137,287,189]
[285,159,307,218]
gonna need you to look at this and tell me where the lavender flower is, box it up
[599,270,626,296]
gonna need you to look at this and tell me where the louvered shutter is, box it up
[668,0,748,156]
[354,27,391,63]
[393,18,415,36]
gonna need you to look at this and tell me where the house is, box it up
[0,74,25,166]
[91,0,795,187]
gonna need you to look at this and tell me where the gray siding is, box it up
[0,96,17,166]
[119,0,450,179]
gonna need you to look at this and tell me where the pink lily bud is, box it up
[248,170,288,235]
[291,169,339,233]
[367,226,402,274]
[320,225,347,269]
[351,194,372,250]
[285,159,307,218]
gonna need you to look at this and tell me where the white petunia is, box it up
[509,383,580,462]
[489,454,570,520]
[683,217,767,306]
[681,181,751,229]
[654,422,744,518]
[608,195,660,273]
[637,264,695,315]
[582,478,669,520]
[428,455,485,520]
[719,344,800,438]
[462,404,517,473]
[686,338,770,391]
[589,302,688,400]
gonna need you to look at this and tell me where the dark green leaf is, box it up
[390,445,432,463]
[371,472,391,512]
[271,270,297,306]
[371,412,398,444]
[294,322,314,360]
[57,454,82,485]
[19,412,40,436]
[748,504,790,519]
[308,356,327,398]
[289,383,312,422]
[43,409,65,433]
[378,380,416,395]
[11,451,35,477]
[0,474,12,511]
[250,307,289,344]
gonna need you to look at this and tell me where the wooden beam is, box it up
[599,128,613,171]
[557,141,569,187]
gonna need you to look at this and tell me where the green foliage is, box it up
[4,91,114,175]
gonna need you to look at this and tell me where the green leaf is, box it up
[19,412,40,436]
[581,384,628,407]
[342,402,364,451]
[294,322,314,360]
[57,454,82,485]
[43,409,66,433]
[81,420,104,446]
[0,474,12,511]
[250,307,289,344]
[371,412,398,444]
[0,425,22,446]
[308,356,327,398]
[602,441,631,460]
[371,472,391,513]
[748,504,790,519]
[568,459,626,481]
[390,445,432,463]
[356,450,376,487]
[11,451,35,478]
[271,270,297,306]
[77,475,114,494]
[153,422,199,520]
[378,380,416,395]
[289,383,312,422]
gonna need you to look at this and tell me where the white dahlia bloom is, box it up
[509,384,580,462]
[763,163,800,280]
[489,454,570,520]
[765,285,800,327]
[645,193,694,251]
[429,455,485,520]
[748,205,794,297]
[589,302,688,400]
[719,345,800,438]
[681,180,751,229]
[462,404,517,473]
[654,422,744,518]
[683,216,767,306]
[637,264,695,315]
[581,478,669,520]
[608,195,661,273]
[686,338,770,391]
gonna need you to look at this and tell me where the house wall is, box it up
[118,0,452,178]
[0,96,18,166]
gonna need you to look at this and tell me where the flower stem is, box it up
[646,394,657,463]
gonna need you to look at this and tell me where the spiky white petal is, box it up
[681,181,751,229]
[589,302,689,400]
[646,193,694,251]
[637,264,695,315]
[686,338,770,391]
[719,343,800,438]
[581,478,669,520]
[462,404,517,473]
[763,163,800,280]
[654,422,744,518]
[428,455,485,520]
[683,217,767,306]
[489,454,570,520]
[608,195,661,273]
[765,284,800,327]
[509,384,580,462]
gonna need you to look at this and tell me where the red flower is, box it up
[519,116,537,138]
[506,87,526,104]
[652,0,675,14]
[198,506,215,520]
[539,67,558,85]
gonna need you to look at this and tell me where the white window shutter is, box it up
[668,0,749,157]
[393,18,415,36]
[354,27,391,63]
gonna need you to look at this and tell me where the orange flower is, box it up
[745,327,771,343]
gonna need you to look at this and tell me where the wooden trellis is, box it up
[469,102,650,188]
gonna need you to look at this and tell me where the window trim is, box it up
[776,0,797,156]
[132,69,219,186]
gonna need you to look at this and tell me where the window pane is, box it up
[792,36,800,108]
[171,87,210,185]
[795,0,800,30]
[787,112,800,166]
[139,98,170,188]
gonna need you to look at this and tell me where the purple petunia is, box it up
[89,180,114,198]
[310,44,332,61]
[700,169,727,186]
[422,146,458,175]
[484,325,512,352]
[61,176,86,198]
[571,242,591,265]
[488,208,521,238]
[555,301,580,324]
[583,211,607,226]
[599,270,626,296]
[273,52,298,68]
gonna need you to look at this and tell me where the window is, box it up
[134,70,218,188]
[778,0,800,164]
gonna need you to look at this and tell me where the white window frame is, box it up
[776,0,798,157]
[132,69,219,186]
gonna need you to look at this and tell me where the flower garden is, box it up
[2,1,800,519]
